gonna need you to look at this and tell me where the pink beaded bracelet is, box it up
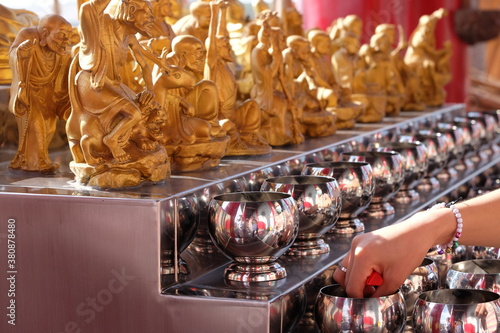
[429,199,463,254]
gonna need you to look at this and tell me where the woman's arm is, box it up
[333,188,500,298]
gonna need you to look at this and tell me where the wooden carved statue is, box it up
[66,0,170,188]
[328,14,363,56]
[330,30,364,129]
[0,5,39,85]
[8,14,72,172]
[165,0,184,25]
[172,1,211,43]
[352,42,388,123]
[282,34,337,138]
[251,11,303,146]
[138,0,177,56]
[166,35,223,137]
[404,8,452,107]
[232,9,281,101]
[375,23,426,111]
[307,30,340,108]
[281,2,304,37]
[251,0,269,17]
[202,0,247,39]
[205,0,271,155]
[151,62,228,171]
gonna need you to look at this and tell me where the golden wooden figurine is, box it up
[232,9,281,102]
[205,0,271,155]
[375,23,426,111]
[66,0,170,189]
[330,31,364,129]
[172,1,211,43]
[250,12,303,146]
[352,31,406,122]
[201,0,247,39]
[282,34,337,138]
[0,5,39,85]
[328,14,363,56]
[404,8,452,107]
[307,29,363,129]
[151,61,229,171]
[351,43,388,123]
[281,2,304,37]
[8,14,72,173]
[251,0,269,17]
[165,35,223,136]
[138,0,177,56]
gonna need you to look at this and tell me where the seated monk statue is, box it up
[151,62,228,171]
[404,8,452,107]
[251,11,303,146]
[8,14,72,172]
[66,0,170,188]
[172,1,211,43]
[282,34,337,138]
[375,23,425,111]
[330,30,365,128]
[165,34,223,137]
[204,0,270,155]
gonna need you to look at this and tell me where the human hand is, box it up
[332,212,436,298]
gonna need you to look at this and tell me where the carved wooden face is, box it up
[44,23,73,55]
[183,43,206,74]
[129,1,155,37]
[312,34,331,56]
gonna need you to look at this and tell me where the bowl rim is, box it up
[417,288,500,304]
[212,191,293,203]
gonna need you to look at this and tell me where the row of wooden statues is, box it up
[0,0,452,189]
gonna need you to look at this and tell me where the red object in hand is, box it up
[365,271,383,286]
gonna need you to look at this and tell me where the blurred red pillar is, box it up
[299,0,468,104]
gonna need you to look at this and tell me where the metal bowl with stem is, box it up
[376,141,428,204]
[261,175,342,256]
[208,191,299,282]
[342,150,405,218]
[301,161,374,234]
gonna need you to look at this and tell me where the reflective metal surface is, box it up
[376,141,428,204]
[315,284,406,333]
[401,257,439,318]
[433,124,463,181]
[208,191,299,281]
[190,179,247,254]
[343,151,405,218]
[467,111,499,155]
[161,196,199,283]
[413,289,500,332]
[411,131,448,191]
[301,161,374,234]
[452,116,483,164]
[446,259,500,293]
[262,175,342,256]
[6,104,500,333]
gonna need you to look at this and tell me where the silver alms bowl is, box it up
[315,284,406,333]
[208,191,299,281]
[261,175,342,256]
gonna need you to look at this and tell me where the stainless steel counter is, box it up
[1,103,497,333]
